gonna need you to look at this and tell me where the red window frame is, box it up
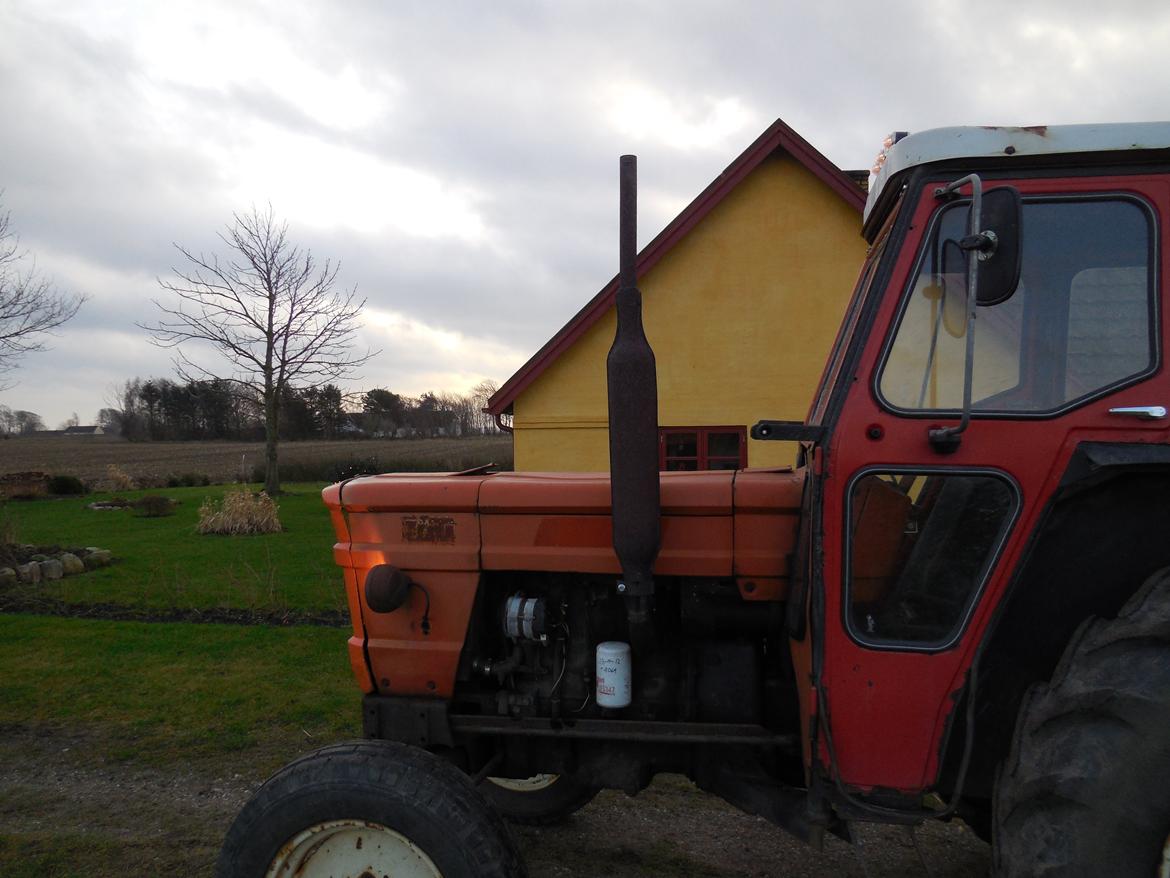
[658,426,747,471]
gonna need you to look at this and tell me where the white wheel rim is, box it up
[265,819,443,878]
[487,773,559,793]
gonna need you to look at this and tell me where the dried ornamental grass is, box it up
[106,464,136,492]
[197,491,282,535]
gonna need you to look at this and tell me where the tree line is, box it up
[32,377,501,442]
[0,405,44,435]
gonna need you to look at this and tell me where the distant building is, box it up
[487,118,869,471]
[63,425,104,436]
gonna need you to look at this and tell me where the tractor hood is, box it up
[324,467,804,586]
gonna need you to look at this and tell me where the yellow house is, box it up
[487,119,868,472]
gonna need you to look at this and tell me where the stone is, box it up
[30,553,48,563]
[16,562,41,584]
[83,550,112,569]
[59,553,85,575]
[40,559,63,580]
[0,567,16,587]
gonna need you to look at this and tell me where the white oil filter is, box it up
[595,641,632,708]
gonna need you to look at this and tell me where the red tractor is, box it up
[219,123,1170,877]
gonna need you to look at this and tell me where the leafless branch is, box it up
[0,205,87,385]
[141,205,379,493]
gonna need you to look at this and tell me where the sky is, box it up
[1,0,1168,426]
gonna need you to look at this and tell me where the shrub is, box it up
[47,474,87,496]
[197,491,282,535]
[134,494,176,517]
[167,472,212,488]
[106,464,136,492]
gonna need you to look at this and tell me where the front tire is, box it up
[216,740,527,878]
[994,569,1170,877]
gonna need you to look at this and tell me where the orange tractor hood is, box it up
[324,467,805,585]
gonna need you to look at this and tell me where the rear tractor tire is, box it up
[216,740,527,878]
[994,568,1170,877]
[480,773,599,826]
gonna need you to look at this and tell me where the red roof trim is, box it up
[486,118,865,416]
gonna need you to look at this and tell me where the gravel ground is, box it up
[0,728,990,877]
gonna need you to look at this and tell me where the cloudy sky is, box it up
[1,0,1167,426]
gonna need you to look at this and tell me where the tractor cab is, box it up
[780,124,1170,807]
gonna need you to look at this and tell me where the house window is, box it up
[659,427,747,471]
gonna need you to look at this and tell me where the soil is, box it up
[0,727,991,877]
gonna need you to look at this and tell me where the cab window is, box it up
[878,197,1155,414]
[848,470,1016,647]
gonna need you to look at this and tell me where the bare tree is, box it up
[143,206,375,493]
[12,409,43,434]
[0,203,85,386]
[471,379,500,433]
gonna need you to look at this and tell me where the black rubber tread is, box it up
[480,774,599,826]
[215,739,528,878]
[993,567,1170,877]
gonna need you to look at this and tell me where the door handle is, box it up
[1108,405,1168,420]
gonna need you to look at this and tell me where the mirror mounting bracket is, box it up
[927,426,963,454]
[959,229,998,259]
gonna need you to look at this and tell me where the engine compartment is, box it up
[457,573,786,726]
[449,571,803,793]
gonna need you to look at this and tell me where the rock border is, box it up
[0,547,112,587]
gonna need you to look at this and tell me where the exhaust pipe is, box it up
[607,155,661,651]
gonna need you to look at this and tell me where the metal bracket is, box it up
[751,421,825,442]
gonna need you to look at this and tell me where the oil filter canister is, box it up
[595,641,632,709]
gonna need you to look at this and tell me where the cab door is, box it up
[814,172,1166,792]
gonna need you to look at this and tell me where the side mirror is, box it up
[927,177,1022,454]
[974,186,1022,306]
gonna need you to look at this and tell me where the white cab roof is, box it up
[865,122,1170,223]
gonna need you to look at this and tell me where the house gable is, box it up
[487,118,865,422]
[512,148,868,471]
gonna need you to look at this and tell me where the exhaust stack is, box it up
[607,155,661,639]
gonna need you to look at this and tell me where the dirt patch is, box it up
[0,727,990,877]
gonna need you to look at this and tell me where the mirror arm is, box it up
[929,175,984,454]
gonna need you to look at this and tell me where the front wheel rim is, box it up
[487,773,559,793]
[265,819,443,878]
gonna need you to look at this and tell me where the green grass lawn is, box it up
[0,489,371,877]
[0,614,359,765]
[2,483,344,612]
